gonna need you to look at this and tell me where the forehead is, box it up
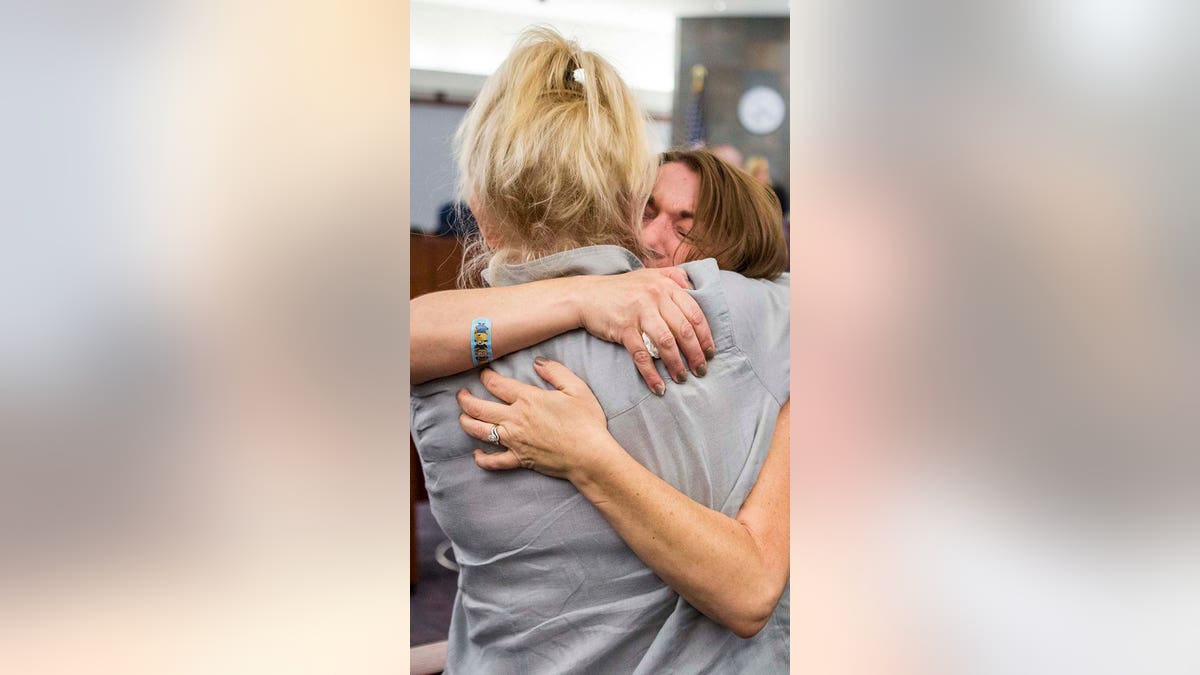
[652,162,700,213]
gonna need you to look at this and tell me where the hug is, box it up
[411,27,790,674]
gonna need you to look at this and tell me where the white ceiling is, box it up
[414,0,789,28]
[411,0,789,115]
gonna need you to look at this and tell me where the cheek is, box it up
[640,219,669,247]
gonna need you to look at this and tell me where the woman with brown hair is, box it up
[640,149,787,279]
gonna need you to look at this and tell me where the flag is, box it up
[685,64,707,148]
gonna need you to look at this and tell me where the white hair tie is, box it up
[572,68,586,84]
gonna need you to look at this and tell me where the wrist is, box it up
[566,432,625,492]
[560,276,588,330]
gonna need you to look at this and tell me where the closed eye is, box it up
[675,217,693,238]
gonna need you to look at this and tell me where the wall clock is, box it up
[737,85,786,135]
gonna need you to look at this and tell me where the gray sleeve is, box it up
[718,271,790,404]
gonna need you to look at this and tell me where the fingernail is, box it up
[705,346,716,359]
[674,372,687,384]
[654,384,666,396]
[534,356,547,366]
[695,362,707,377]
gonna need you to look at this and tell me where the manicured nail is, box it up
[704,346,716,359]
[673,372,687,384]
[534,356,547,366]
[654,384,666,396]
[695,362,707,377]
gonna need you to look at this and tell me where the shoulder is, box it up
[717,270,790,323]
[679,260,790,343]
[681,258,789,301]
[708,270,790,404]
[718,269,790,294]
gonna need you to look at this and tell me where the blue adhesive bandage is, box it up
[471,317,493,366]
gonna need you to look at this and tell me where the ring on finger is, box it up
[488,424,502,445]
[640,332,661,359]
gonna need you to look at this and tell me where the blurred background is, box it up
[789,1,1199,673]
[2,2,408,672]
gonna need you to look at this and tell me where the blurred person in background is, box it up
[433,201,478,238]
[745,154,790,218]
[708,143,744,168]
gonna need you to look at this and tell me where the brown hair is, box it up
[454,27,655,287]
[660,149,788,280]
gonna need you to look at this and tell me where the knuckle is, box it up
[633,350,653,365]
[656,331,675,348]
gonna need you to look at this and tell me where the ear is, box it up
[469,194,500,249]
[479,220,500,249]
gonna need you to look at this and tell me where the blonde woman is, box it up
[410,28,789,673]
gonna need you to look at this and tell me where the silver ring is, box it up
[641,332,661,359]
[488,424,501,445]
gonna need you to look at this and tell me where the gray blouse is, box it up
[411,245,790,674]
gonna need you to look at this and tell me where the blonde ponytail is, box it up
[454,26,655,287]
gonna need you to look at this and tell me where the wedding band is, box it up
[488,424,501,445]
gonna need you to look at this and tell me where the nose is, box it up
[641,214,670,261]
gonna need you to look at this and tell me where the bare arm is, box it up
[458,361,789,638]
[568,400,790,638]
[410,279,580,385]
[411,269,715,393]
